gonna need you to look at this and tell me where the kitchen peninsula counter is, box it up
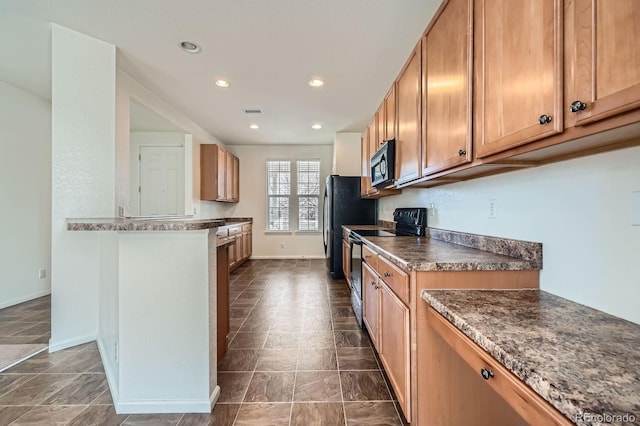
[422,289,640,425]
[64,216,252,414]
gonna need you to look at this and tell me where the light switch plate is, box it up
[632,191,640,226]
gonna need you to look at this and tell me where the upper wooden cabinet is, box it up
[474,0,564,158]
[571,0,640,126]
[422,0,473,175]
[384,85,396,141]
[396,40,423,185]
[201,144,239,203]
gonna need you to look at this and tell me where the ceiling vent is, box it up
[243,108,263,114]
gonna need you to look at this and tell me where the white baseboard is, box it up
[249,255,325,259]
[0,290,51,310]
[96,337,120,407]
[48,333,96,353]
[115,399,214,414]
[210,385,220,408]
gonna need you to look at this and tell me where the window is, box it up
[267,161,291,231]
[297,160,320,231]
[266,159,321,231]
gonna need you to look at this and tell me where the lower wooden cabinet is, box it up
[227,223,252,272]
[362,254,410,421]
[424,306,572,426]
[362,262,380,350]
[379,281,411,420]
[342,239,351,287]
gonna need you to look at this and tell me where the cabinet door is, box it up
[362,262,380,350]
[422,0,473,175]
[396,41,422,184]
[572,0,640,125]
[232,155,240,202]
[475,0,563,158]
[216,146,227,201]
[379,282,411,421]
[226,153,234,202]
[201,144,225,201]
[384,85,396,141]
[360,135,371,197]
[342,239,351,287]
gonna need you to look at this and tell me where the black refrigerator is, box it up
[323,175,377,279]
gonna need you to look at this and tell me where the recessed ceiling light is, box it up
[312,124,322,130]
[214,79,230,88]
[249,124,259,130]
[180,41,200,53]
[308,79,324,87]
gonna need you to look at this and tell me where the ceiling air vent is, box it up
[243,108,263,114]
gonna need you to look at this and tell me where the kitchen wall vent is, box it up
[243,108,263,114]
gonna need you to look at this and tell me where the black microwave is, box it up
[371,138,395,188]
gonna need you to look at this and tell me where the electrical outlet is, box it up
[632,191,640,226]
[118,206,126,217]
[193,207,197,215]
[488,199,498,219]
[429,203,436,217]
[280,242,285,249]
[38,269,46,279]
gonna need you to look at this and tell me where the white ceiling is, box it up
[0,0,440,145]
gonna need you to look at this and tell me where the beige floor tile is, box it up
[11,405,86,425]
[290,402,345,426]
[234,403,291,425]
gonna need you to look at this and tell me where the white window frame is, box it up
[266,160,292,232]
[265,159,321,233]
[295,160,321,232]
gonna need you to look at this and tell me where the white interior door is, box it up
[140,146,185,215]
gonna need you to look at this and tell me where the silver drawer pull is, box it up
[384,272,391,278]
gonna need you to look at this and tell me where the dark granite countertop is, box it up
[343,225,541,272]
[66,217,252,231]
[422,289,640,426]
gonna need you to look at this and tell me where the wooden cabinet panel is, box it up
[362,262,380,351]
[362,244,378,271]
[216,244,229,362]
[378,256,409,305]
[572,0,640,125]
[201,145,239,203]
[360,135,371,197]
[396,41,422,184]
[426,307,572,425]
[232,155,240,202]
[384,85,396,141]
[242,224,251,260]
[475,0,563,158]
[342,239,351,287]
[379,282,411,421]
[201,144,226,201]
[422,0,473,175]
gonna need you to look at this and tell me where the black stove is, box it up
[348,207,428,329]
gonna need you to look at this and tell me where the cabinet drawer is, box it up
[378,256,409,305]
[228,226,242,236]
[216,229,228,238]
[427,307,572,426]
[242,223,252,232]
[362,245,378,271]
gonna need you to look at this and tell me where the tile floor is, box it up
[0,295,51,345]
[0,259,406,425]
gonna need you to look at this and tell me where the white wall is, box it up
[226,144,333,258]
[379,145,640,324]
[0,81,51,308]
[116,70,233,220]
[50,24,116,350]
[333,132,362,176]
